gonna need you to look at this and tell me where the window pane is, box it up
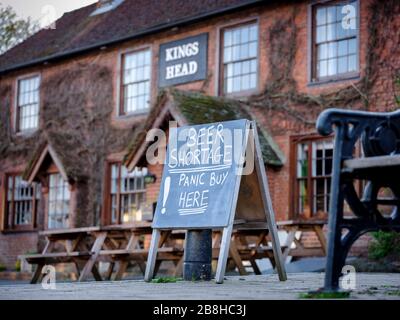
[328,59,337,76]
[296,139,333,216]
[48,173,70,229]
[327,23,337,41]
[348,38,357,54]
[109,164,147,224]
[318,44,328,60]
[328,42,337,59]
[348,54,357,72]
[224,30,232,47]
[122,49,151,115]
[6,175,40,227]
[222,23,258,94]
[338,40,348,56]
[18,76,40,132]
[318,60,328,78]
[338,56,348,74]
[314,2,358,79]
[326,6,336,24]
[316,26,326,43]
[316,8,326,26]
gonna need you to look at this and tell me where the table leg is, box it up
[249,259,261,275]
[114,232,141,280]
[229,237,247,275]
[79,232,107,282]
[174,257,184,277]
[282,229,297,261]
[115,261,129,280]
[105,262,115,280]
[92,263,103,281]
[30,263,44,284]
[314,225,327,255]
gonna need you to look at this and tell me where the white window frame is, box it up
[14,74,41,134]
[117,47,152,117]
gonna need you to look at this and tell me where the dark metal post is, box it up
[183,229,212,281]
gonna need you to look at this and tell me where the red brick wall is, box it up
[0,232,38,269]
[0,0,398,264]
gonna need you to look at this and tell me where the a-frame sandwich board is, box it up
[144,119,287,283]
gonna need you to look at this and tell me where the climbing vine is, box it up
[249,0,400,135]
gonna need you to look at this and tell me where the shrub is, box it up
[15,260,21,272]
[368,231,400,260]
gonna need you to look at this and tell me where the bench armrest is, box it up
[317,108,400,136]
[317,108,400,158]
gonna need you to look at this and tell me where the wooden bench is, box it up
[24,252,92,264]
[19,227,102,284]
[317,108,400,291]
[277,220,327,261]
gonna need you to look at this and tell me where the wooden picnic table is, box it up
[23,227,102,283]
[22,223,185,283]
[211,221,286,276]
[277,219,327,260]
[97,223,184,280]
[22,221,287,283]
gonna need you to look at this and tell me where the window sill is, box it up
[15,128,39,138]
[1,228,38,234]
[115,110,150,120]
[222,88,260,100]
[308,74,361,87]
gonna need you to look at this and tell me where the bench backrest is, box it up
[317,108,400,160]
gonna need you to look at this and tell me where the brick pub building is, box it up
[0,0,398,269]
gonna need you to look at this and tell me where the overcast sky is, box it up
[2,0,97,26]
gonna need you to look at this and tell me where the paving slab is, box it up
[0,273,399,300]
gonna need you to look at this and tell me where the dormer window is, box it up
[91,0,124,16]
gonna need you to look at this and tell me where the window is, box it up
[120,49,151,115]
[48,173,70,229]
[16,75,40,132]
[4,175,40,230]
[109,163,147,224]
[221,22,258,94]
[312,1,359,81]
[293,138,333,217]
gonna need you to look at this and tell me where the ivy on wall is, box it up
[249,0,400,135]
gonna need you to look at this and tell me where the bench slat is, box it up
[343,155,400,170]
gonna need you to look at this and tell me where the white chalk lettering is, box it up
[178,190,209,209]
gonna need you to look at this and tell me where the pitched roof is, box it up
[23,143,69,184]
[0,0,262,74]
[124,88,285,170]
[23,133,90,183]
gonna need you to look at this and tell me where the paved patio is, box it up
[1,273,399,300]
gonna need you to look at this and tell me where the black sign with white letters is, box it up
[158,33,208,87]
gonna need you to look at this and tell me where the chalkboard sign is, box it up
[153,119,248,229]
[145,119,287,283]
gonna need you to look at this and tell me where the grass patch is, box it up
[299,291,351,299]
[386,290,400,296]
[151,277,183,283]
